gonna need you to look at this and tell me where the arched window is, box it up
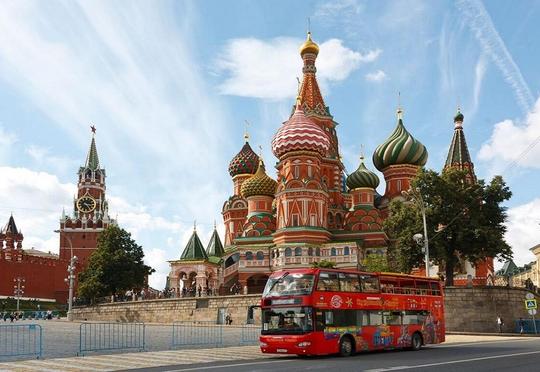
[316,247,321,256]
[308,247,313,256]
[331,247,337,256]
[256,251,264,260]
[344,246,350,255]
[245,251,253,260]
[285,247,292,257]
[294,247,302,256]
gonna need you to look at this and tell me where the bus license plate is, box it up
[277,349,288,353]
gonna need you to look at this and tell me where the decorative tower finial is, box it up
[213,219,216,230]
[360,144,365,161]
[244,120,250,142]
[90,124,96,134]
[193,220,197,232]
[307,17,311,34]
[397,92,403,120]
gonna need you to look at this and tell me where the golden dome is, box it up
[241,159,277,198]
[300,32,319,56]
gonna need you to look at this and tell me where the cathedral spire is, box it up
[2,214,19,234]
[298,31,328,117]
[444,109,476,182]
[85,125,100,171]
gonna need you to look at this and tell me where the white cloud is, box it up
[456,0,534,114]
[0,125,17,164]
[472,54,487,115]
[216,37,381,100]
[505,198,540,266]
[365,70,388,82]
[25,145,76,175]
[478,97,540,170]
[0,1,230,228]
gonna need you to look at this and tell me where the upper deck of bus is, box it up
[261,267,443,301]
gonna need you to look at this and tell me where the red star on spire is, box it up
[90,125,96,134]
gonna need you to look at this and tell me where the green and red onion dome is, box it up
[372,110,428,171]
[241,160,277,198]
[346,156,380,190]
[272,104,330,158]
[228,141,259,177]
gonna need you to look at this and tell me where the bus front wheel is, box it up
[339,336,354,357]
[410,332,423,351]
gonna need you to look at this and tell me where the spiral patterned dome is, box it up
[347,156,380,190]
[272,104,330,158]
[241,160,277,198]
[228,140,259,177]
[372,109,428,171]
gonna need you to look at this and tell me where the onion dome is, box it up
[454,109,464,124]
[228,135,259,177]
[272,104,330,158]
[373,109,428,171]
[346,156,380,190]
[241,159,277,198]
[300,31,319,57]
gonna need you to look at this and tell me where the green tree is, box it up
[78,225,155,302]
[311,260,336,269]
[384,168,512,286]
[362,253,391,272]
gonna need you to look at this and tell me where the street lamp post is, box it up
[54,230,77,321]
[402,188,430,277]
[13,277,25,312]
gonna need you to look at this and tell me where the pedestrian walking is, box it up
[519,317,525,335]
[497,315,504,333]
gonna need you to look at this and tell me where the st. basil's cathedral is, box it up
[0,32,493,302]
[167,32,494,296]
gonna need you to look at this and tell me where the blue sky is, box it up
[0,0,539,288]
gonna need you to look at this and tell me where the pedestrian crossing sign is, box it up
[525,299,537,310]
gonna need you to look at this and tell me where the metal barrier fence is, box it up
[0,324,42,360]
[172,321,223,348]
[79,322,145,356]
[240,324,260,345]
[515,319,540,334]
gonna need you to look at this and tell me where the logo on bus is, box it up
[331,295,343,308]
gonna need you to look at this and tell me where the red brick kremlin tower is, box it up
[444,110,493,285]
[58,127,115,269]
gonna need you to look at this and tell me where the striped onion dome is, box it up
[346,156,380,190]
[373,109,428,171]
[228,138,259,177]
[241,159,277,198]
[271,104,330,158]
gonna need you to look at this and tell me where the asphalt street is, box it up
[127,337,540,372]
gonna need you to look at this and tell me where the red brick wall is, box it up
[0,255,69,303]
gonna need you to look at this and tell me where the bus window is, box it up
[430,281,441,296]
[317,272,340,291]
[368,310,383,326]
[403,310,427,325]
[360,275,380,293]
[415,280,431,295]
[263,273,315,296]
[383,311,402,325]
[339,273,360,292]
[316,310,359,329]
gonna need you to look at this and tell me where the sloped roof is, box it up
[85,135,100,171]
[2,215,19,234]
[24,248,59,259]
[206,228,224,257]
[180,230,208,260]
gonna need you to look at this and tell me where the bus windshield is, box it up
[262,307,313,335]
[263,273,315,297]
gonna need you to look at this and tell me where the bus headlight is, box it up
[297,341,311,347]
[260,342,268,347]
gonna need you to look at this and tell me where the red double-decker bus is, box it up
[259,268,444,357]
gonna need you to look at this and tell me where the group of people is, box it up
[497,315,527,334]
[1,310,54,322]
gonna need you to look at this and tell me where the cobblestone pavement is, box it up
[0,319,256,361]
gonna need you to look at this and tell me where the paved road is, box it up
[130,337,540,372]
[1,335,538,371]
